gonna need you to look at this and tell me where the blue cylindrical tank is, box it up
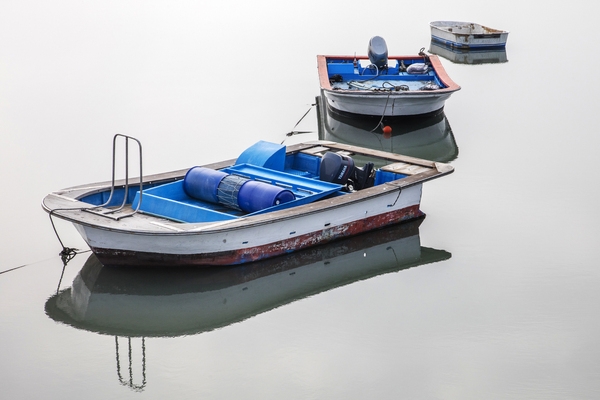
[183,167,228,203]
[236,180,295,213]
[183,167,295,213]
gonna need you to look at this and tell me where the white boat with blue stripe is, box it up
[430,21,509,50]
[318,36,460,117]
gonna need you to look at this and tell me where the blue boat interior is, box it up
[327,58,446,90]
[80,141,409,223]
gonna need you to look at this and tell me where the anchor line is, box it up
[0,265,27,275]
[370,91,393,134]
[45,202,95,260]
[49,208,91,294]
[282,103,316,143]
[367,91,394,152]
[48,209,81,260]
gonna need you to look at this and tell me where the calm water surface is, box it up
[2,1,600,399]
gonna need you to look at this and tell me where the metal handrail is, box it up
[88,134,143,220]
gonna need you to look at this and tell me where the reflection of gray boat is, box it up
[45,218,450,338]
[429,41,508,65]
[317,96,459,162]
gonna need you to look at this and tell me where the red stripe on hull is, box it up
[92,205,423,267]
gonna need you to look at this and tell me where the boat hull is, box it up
[317,54,460,117]
[430,21,509,50]
[74,185,423,267]
[322,88,452,117]
[43,140,453,268]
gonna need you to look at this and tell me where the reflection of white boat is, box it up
[317,96,459,162]
[430,21,509,49]
[318,36,460,117]
[429,41,508,65]
[45,218,450,337]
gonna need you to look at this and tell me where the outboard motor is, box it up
[351,162,375,191]
[320,152,375,191]
[368,36,388,69]
[320,152,355,185]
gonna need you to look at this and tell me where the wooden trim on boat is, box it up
[317,55,333,90]
[427,55,460,91]
[317,54,460,93]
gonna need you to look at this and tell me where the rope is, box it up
[369,91,393,133]
[281,103,316,143]
[48,209,82,259]
[419,47,431,65]
[44,198,96,260]
[0,265,27,275]
[388,186,402,207]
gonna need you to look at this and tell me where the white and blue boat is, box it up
[42,135,453,267]
[430,21,509,50]
[318,36,460,117]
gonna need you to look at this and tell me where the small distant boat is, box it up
[42,134,454,267]
[429,41,508,65]
[430,21,509,50]
[317,36,460,117]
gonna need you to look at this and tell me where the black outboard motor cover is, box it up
[319,152,355,185]
[368,36,388,69]
[350,162,375,191]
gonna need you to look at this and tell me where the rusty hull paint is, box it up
[92,204,423,267]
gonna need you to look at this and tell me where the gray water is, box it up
[2,1,600,399]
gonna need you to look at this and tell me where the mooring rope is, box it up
[44,199,97,261]
[47,206,94,292]
[0,265,27,275]
[369,91,393,133]
[48,209,81,260]
[281,103,316,143]
[0,204,90,275]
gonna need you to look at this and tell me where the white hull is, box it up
[323,89,452,117]
[430,21,509,49]
[317,54,460,117]
[73,184,422,257]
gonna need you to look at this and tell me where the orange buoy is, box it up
[382,125,392,138]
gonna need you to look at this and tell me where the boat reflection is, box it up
[45,217,450,338]
[318,98,459,162]
[429,41,508,64]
